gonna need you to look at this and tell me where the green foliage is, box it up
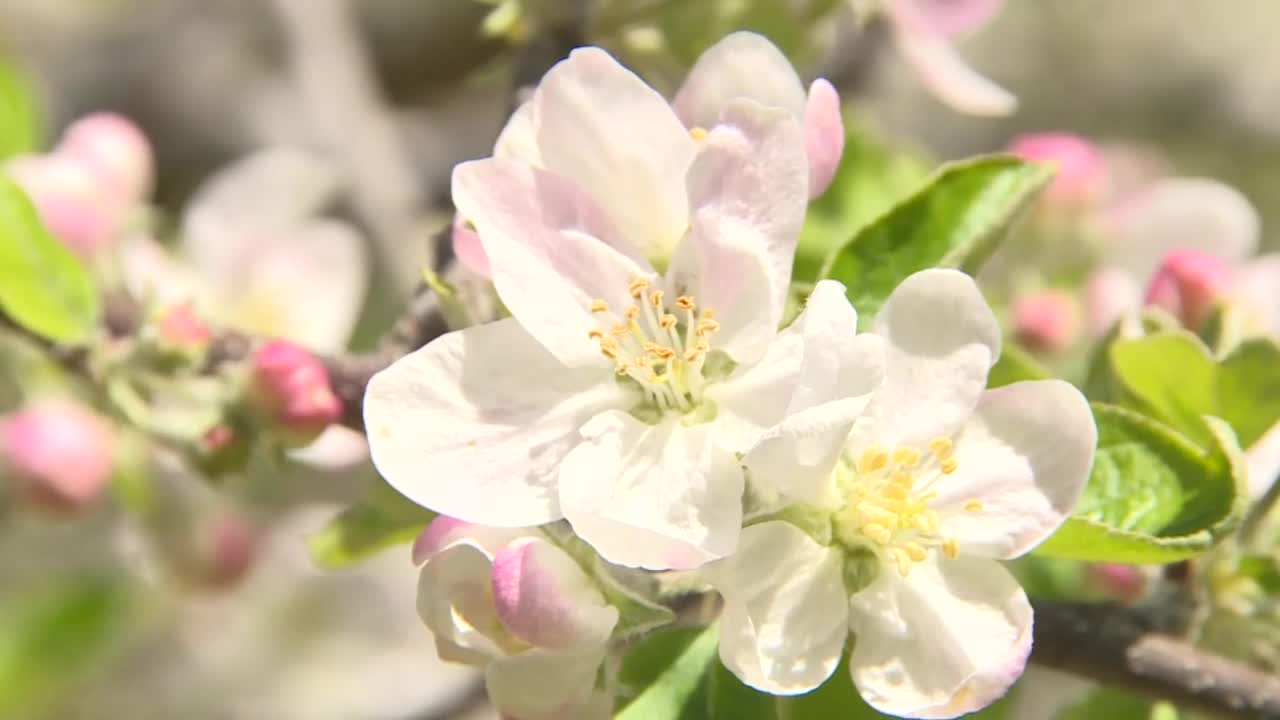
[820,155,1053,330]
[795,119,931,282]
[0,577,134,718]
[987,342,1052,388]
[1036,406,1245,563]
[0,178,100,343]
[1058,687,1176,720]
[616,625,718,720]
[308,476,437,568]
[635,0,844,68]
[0,55,41,160]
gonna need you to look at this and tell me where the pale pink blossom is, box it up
[1,401,113,515]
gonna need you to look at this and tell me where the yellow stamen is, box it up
[903,542,928,562]
[625,305,640,321]
[928,436,954,459]
[942,538,960,559]
[689,126,708,142]
[964,499,984,512]
[628,277,649,298]
[588,329,604,340]
[861,523,892,545]
[892,549,912,576]
[659,313,677,329]
[649,290,664,307]
[599,337,619,359]
[941,457,959,475]
[893,447,921,468]
[675,295,696,310]
[857,447,889,475]
[590,299,609,314]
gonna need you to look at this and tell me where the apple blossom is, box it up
[1,401,114,515]
[365,44,875,570]
[248,340,344,448]
[883,0,1016,116]
[1143,249,1234,330]
[452,32,844,275]
[707,270,1096,717]
[414,517,616,720]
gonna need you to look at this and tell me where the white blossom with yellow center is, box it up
[706,270,1097,719]
[363,40,841,571]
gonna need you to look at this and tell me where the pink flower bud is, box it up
[199,510,257,590]
[8,153,118,258]
[57,112,154,207]
[156,303,211,351]
[1144,249,1234,330]
[803,79,844,199]
[490,537,618,652]
[1008,132,1109,210]
[1088,563,1147,604]
[249,340,342,447]
[1012,290,1078,353]
[1,402,112,515]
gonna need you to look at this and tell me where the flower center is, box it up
[833,437,983,577]
[588,276,720,414]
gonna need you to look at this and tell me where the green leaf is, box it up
[0,177,99,343]
[0,56,41,160]
[794,119,931,282]
[820,155,1053,330]
[1217,336,1280,448]
[616,625,718,720]
[0,577,134,718]
[308,477,437,568]
[1036,406,1245,563]
[987,342,1052,388]
[1057,687,1171,720]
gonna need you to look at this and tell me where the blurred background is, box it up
[0,1,1277,718]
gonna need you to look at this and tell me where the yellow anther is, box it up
[590,299,609,313]
[701,309,715,319]
[882,484,909,501]
[675,295,696,310]
[599,337,619,359]
[625,305,640,320]
[857,503,898,527]
[964,499,984,513]
[928,436,954,459]
[857,447,889,475]
[697,318,721,336]
[893,447,921,468]
[642,341,662,355]
[903,542,928,562]
[912,512,939,535]
[941,457,959,475]
[653,346,677,361]
[615,362,631,376]
[892,549,912,576]
[610,324,629,338]
[861,523,892,545]
[890,470,915,488]
[588,329,604,340]
[659,313,678,329]
[942,538,960,559]
[689,126,708,142]
[628,277,649,298]
[649,290,665,307]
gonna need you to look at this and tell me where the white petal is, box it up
[534,46,695,260]
[416,543,507,666]
[676,98,809,330]
[451,157,653,367]
[672,31,806,130]
[889,1,1016,116]
[1246,419,1280,499]
[848,557,1032,719]
[486,647,608,720]
[364,318,630,527]
[558,411,743,570]
[118,235,205,308]
[867,269,1001,447]
[804,79,845,199]
[285,425,369,468]
[494,100,541,165]
[707,521,849,695]
[935,380,1097,559]
[1103,177,1260,278]
[490,537,618,651]
[1236,253,1280,336]
[215,220,367,352]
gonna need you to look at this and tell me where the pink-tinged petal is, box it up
[1008,132,1108,210]
[490,537,618,651]
[56,112,154,205]
[1,402,113,515]
[900,0,1004,39]
[452,157,653,367]
[1235,253,1280,336]
[707,521,849,695]
[1083,267,1141,338]
[848,557,1032,719]
[1011,290,1079,353]
[451,216,491,277]
[672,31,806,131]
[416,543,510,666]
[558,411,743,570]
[1143,249,1234,330]
[533,46,695,261]
[888,0,1016,116]
[364,318,631,527]
[866,269,1001,448]
[412,516,532,565]
[804,79,844,199]
[8,153,119,258]
[670,99,808,364]
[486,648,609,720]
[1102,177,1259,277]
[934,380,1096,559]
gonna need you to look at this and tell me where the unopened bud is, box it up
[1009,132,1108,211]
[804,78,844,199]
[1144,249,1233,330]
[489,537,618,651]
[7,153,118,258]
[57,112,154,207]
[1,402,112,515]
[198,510,257,589]
[156,303,211,353]
[1088,563,1148,604]
[249,340,342,447]
[1012,290,1079,353]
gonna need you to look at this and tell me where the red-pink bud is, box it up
[1144,249,1234,329]
[57,112,154,207]
[1012,290,1078,353]
[1088,563,1148,604]
[804,78,844,199]
[250,340,342,447]
[156,303,211,351]
[200,510,257,589]
[1,402,112,515]
[1009,132,1108,210]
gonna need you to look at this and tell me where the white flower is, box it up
[452,31,845,275]
[414,516,616,720]
[707,269,1096,718]
[364,45,863,570]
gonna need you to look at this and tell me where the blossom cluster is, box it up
[364,32,1097,719]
